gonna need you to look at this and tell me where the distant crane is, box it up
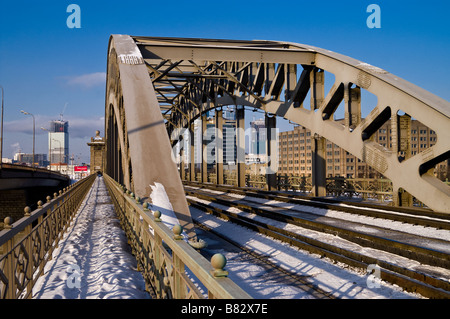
[60,102,68,121]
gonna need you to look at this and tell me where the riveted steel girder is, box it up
[107,35,450,217]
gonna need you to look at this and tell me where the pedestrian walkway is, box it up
[32,176,150,299]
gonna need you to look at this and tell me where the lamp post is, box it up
[21,110,35,167]
[41,127,51,167]
[0,86,4,169]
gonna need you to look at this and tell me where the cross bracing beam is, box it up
[106,35,450,228]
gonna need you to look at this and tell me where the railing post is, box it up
[2,217,14,299]
[154,231,162,297]
[173,254,186,299]
[24,207,33,299]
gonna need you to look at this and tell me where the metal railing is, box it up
[103,173,251,299]
[0,173,96,299]
[191,172,395,202]
[197,172,431,207]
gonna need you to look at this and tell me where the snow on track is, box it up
[187,186,450,241]
[190,206,424,299]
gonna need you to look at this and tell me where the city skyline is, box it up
[1,1,449,164]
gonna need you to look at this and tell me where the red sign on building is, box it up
[74,166,88,172]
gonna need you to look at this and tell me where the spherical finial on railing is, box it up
[153,210,161,222]
[37,200,43,208]
[172,224,183,240]
[53,192,58,199]
[24,206,31,216]
[3,216,13,229]
[130,192,135,199]
[46,196,51,203]
[210,253,228,277]
[136,196,140,204]
[143,202,149,211]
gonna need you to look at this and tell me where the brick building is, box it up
[278,119,448,180]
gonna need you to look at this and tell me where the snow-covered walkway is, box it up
[32,176,150,299]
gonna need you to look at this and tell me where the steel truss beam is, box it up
[107,35,450,220]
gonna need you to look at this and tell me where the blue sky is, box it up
[0,0,449,164]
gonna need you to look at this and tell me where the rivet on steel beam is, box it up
[210,253,228,277]
[172,224,183,240]
[3,216,13,229]
[153,210,162,222]
[24,206,31,216]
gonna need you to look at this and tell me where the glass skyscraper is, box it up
[48,120,69,164]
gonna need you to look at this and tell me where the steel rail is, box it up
[185,187,450,268]
[187,194,450,299]
[183,181,450,230]
[193,218,334,299]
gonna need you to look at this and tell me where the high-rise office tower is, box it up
[48,120,69,164]
[249,118,266,156]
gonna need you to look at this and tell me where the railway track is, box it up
[194,220,335,299]
[183,181,450,299]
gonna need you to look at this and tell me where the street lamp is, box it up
[21,110,35,167]
[41,127,51,167]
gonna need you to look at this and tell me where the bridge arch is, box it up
[105,35,196,239]
[105,35,450,222]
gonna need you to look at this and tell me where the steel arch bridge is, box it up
[105,34,450,238]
